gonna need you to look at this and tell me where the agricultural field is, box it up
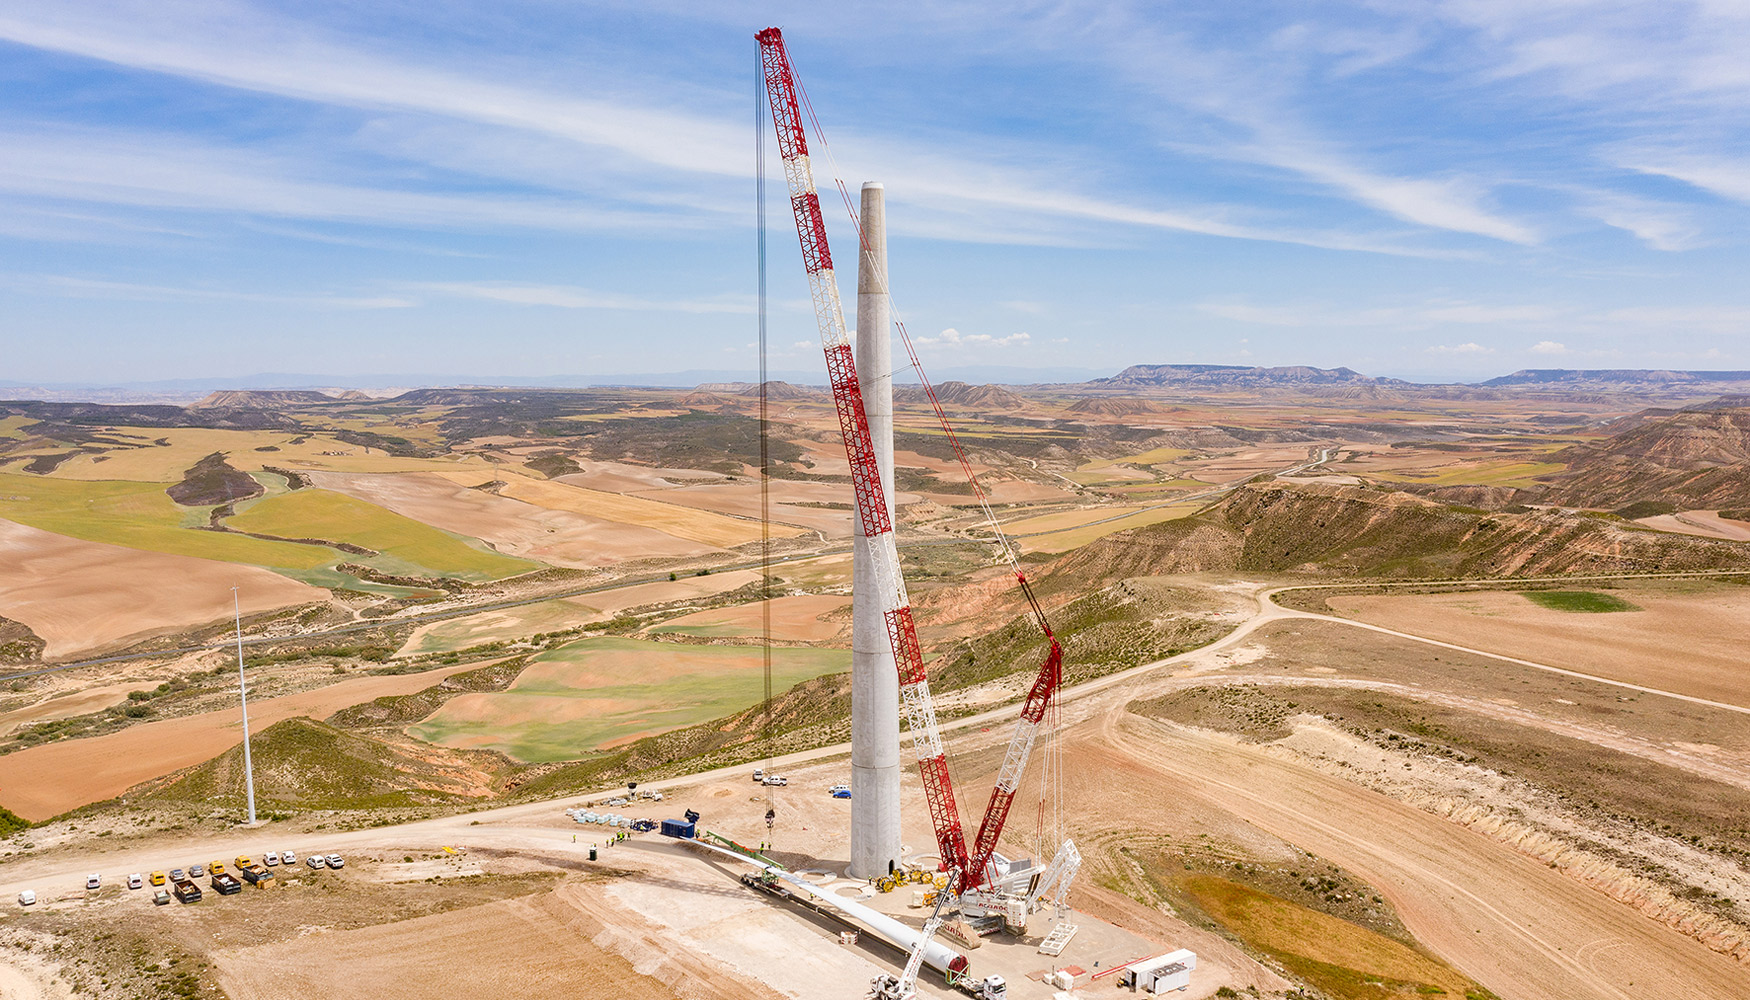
[0,471,334,571]
[228,487,537,582]
[310,471,717,569]
[1069,446,1194,486]
[1326,582,1750,707]
[396,597,605,657]
[1520,589,1639,612]
[0,517,325,659]
[1004,502,1202,553]
[22,426,491,481]
[623,478,884,536]
[0,660,488,820]
[647,594,849,642]
[467,471,790,548]
[409,636,849,760]
[1370,459,1566,488]
[1179,444,1318,484]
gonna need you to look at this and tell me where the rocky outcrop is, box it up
[192,390,343,408]
[166,452,264,507]
[894,381,1028,410]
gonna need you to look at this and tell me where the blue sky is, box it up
[0,0,1746,384]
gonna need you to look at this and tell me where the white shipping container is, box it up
[1119,950,1197,992]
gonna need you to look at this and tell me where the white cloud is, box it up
[2,273,414,309]
[0,3,1445,257]
[413,282,752,314]
[1618,154,1750,206]
[1083,11,1540,245]
[914,328,1031,349]
[1530,340,1568,354]
[1581,193,1705,252]
[0,128,681,234]
[0,3,746,178]
[1426,342,1494,354]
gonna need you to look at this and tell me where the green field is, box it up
[0,471,338,572]
[1377,460,1564,488]
[0,471,512,593]
[409,636,849,761]
[1521,590,1640,613]
[229,487,535,581]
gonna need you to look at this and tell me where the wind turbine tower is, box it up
[850,181,903,878]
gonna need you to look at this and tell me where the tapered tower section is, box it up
[850,181,903,878]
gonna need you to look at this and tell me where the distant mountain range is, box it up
[1093,364,1412,388]
[1481,369,1750,387]
[9,365,1750,404]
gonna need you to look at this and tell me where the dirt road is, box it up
[1095,710,1749,1000]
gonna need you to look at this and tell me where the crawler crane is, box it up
[756,27,1077,994]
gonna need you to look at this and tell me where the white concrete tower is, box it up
[850,181,902,878]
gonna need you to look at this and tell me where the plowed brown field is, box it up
[309,472,715,568]
[1328,587,1750,707]
[0,661,487,821]
[0,517,326,659]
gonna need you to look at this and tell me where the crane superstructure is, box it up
[755,26,1066,899]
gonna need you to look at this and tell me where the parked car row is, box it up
[18,852,344,906]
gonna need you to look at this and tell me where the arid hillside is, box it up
[1544,400,1750,509]
[1044,480,1750,581]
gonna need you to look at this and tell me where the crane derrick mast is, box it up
[756,27,1067,900]
[757,27,968,877]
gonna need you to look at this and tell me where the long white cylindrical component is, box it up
[852,181,903,880]
[681,838,968,977]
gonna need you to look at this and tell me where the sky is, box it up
[0,0,1746,385]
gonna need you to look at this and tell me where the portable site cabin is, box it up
[1118,949,1197,993]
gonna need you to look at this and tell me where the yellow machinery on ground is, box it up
[875,869,949,893]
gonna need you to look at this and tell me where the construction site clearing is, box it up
[0,753,1226,1000]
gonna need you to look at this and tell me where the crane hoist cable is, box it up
[755,40,776,786]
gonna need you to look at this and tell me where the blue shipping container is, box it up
[660,819,696,839]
